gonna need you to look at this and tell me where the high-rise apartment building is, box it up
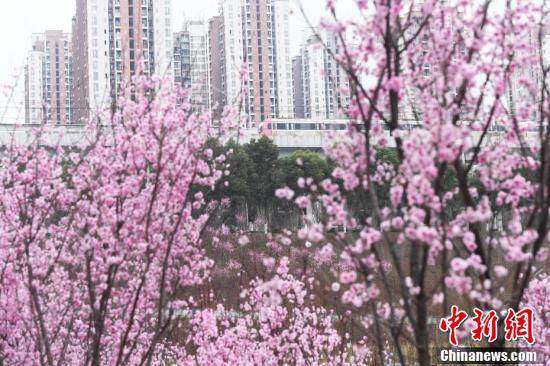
[212,0,293,125]
[173,20,210,108]
[299,28,350,119]
[72,0,173,124]
[173,29,189,88]
[25,31,73,124]
[272,0,293,118]
[292,55,304,118]
[208,16,224,118]
[505,26,550,122]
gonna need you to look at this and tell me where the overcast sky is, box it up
[0,0,353,122]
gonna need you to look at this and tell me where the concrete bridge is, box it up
[0,124,96,147]
[0,122,540,154]
[0,123,348,152]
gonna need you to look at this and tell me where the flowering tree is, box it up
[0,74,345,365]
[283,0,549,364]
[0,76,238,365]
[186,258,348,366]
[0,0,548,365]
[522,274,549,360]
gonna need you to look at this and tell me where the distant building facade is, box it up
[292,55,304,118]
[208,15,224,118]
[211,0,293,125]
[25,31,73,124]
[173,20,210,108]
[71,0,173,124]
[299,28,350,119]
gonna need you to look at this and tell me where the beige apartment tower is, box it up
[25,31,73,124]
[212,0,293,126]
[72,0,173,124]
